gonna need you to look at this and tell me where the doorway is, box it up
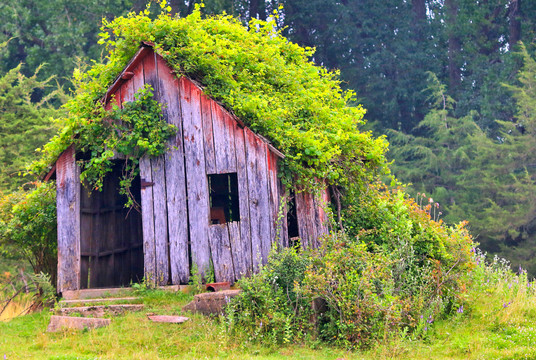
[79,161,144,288]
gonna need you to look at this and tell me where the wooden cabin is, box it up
[53,43,329,293]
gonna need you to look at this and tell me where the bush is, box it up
[226,246,313,345]
[0,182,57,286]
[227,185,475,349]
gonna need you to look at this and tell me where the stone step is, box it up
[62,288,134,300]
[47,315,111,332]
[59,297,140,308]
[147,315,189,323]
[62,285,190,300]
[182,289,241,316]
[57,304,144,317]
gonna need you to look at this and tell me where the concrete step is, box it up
[59,297,141,308]
[57,304,144,317]
[47,315,111,332]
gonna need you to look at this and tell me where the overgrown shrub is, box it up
[344,183,474,300]
[0,182,57,286]
[226,247,313,344]
[228,185,474,349]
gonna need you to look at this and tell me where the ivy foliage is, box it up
[75,85,176,205]
[33,4,388,191]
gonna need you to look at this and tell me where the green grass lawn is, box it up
[2,280,536,360]
[4,251,536,360]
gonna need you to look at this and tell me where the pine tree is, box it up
[0,64,65,192]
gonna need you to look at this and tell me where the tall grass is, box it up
[0,292,33,321]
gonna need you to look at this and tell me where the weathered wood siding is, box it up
[107,49,327,282]
[58,46,329,290]
[295,186,330,249]
[56,146,80,292]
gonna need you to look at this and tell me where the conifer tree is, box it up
[0,64,65,192]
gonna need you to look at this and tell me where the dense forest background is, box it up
[2,0,536,274]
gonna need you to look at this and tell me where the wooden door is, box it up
[79,162,144,288]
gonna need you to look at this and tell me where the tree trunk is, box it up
[445,0,461,91]
[412,0,427,43]
[412,0,426,22]
[509,0,522,49]
[249,0,266,21]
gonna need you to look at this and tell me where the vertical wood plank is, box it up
[181,77,211,277]
[227,221,242,282]
[156,56,190,285]
[267,151,281,248]
[139,156,156,284]
[321,187,331,235]
[140,52,171,285]
[208,224,235,283]
[201,95,216,174]
[313,188,330,244]
[128,59,159,284]
[295,189,309,249]
[105,89,121,111]
[56,146,80,292]
[245,129,271,268]
[150,156,169,285]
[233,126,253,277]
[304,191,318,248]
[212,105,237,173]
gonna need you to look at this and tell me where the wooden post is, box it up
[56,146,81,293]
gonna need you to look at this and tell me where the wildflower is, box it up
[429,197,433,203]
[503,302,511,308]
[457,305,464,314]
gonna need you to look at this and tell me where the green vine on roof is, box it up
[70,85,175,207]
[32,3,389,194]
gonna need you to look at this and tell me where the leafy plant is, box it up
[74,84,176,206]
[226,246,313,345]
[32,5,388,194]
[0,181,57,286]
[189,262,205,295]
[0,63,66,192]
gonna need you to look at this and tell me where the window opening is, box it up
[287,190,300,247]
[208,173,240,224]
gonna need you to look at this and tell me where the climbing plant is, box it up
[31,3,388,195]
[75,85,175,206]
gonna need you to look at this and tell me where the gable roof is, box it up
[36,10,387,189]
[103,42,284,158]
